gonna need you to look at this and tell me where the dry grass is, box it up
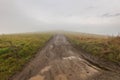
[66,33,120,63]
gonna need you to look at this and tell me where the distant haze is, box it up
[0,0,120,35]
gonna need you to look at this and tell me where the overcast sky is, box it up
[0,0,120,35]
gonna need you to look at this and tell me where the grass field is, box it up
[66,33,120,63]
[0,33,52,80]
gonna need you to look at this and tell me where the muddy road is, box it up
[11,35,120,80]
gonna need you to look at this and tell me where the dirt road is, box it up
[11,35,120,80]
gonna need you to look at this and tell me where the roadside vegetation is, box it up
[0,33,52,80]
[66,33,120,63]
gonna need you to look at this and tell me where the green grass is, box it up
[0,33,52,80]
[66,33,120,63]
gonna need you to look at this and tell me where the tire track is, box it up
[11,34,120,80]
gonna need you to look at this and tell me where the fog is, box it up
[0,0,120,35]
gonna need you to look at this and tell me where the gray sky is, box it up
[0,0,120,35]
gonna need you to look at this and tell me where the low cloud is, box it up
[102,13,120,17]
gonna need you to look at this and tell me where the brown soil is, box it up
[10,34,120,80]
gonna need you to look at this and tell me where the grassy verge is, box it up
[0,33,52,80]
[66,33,120,63]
